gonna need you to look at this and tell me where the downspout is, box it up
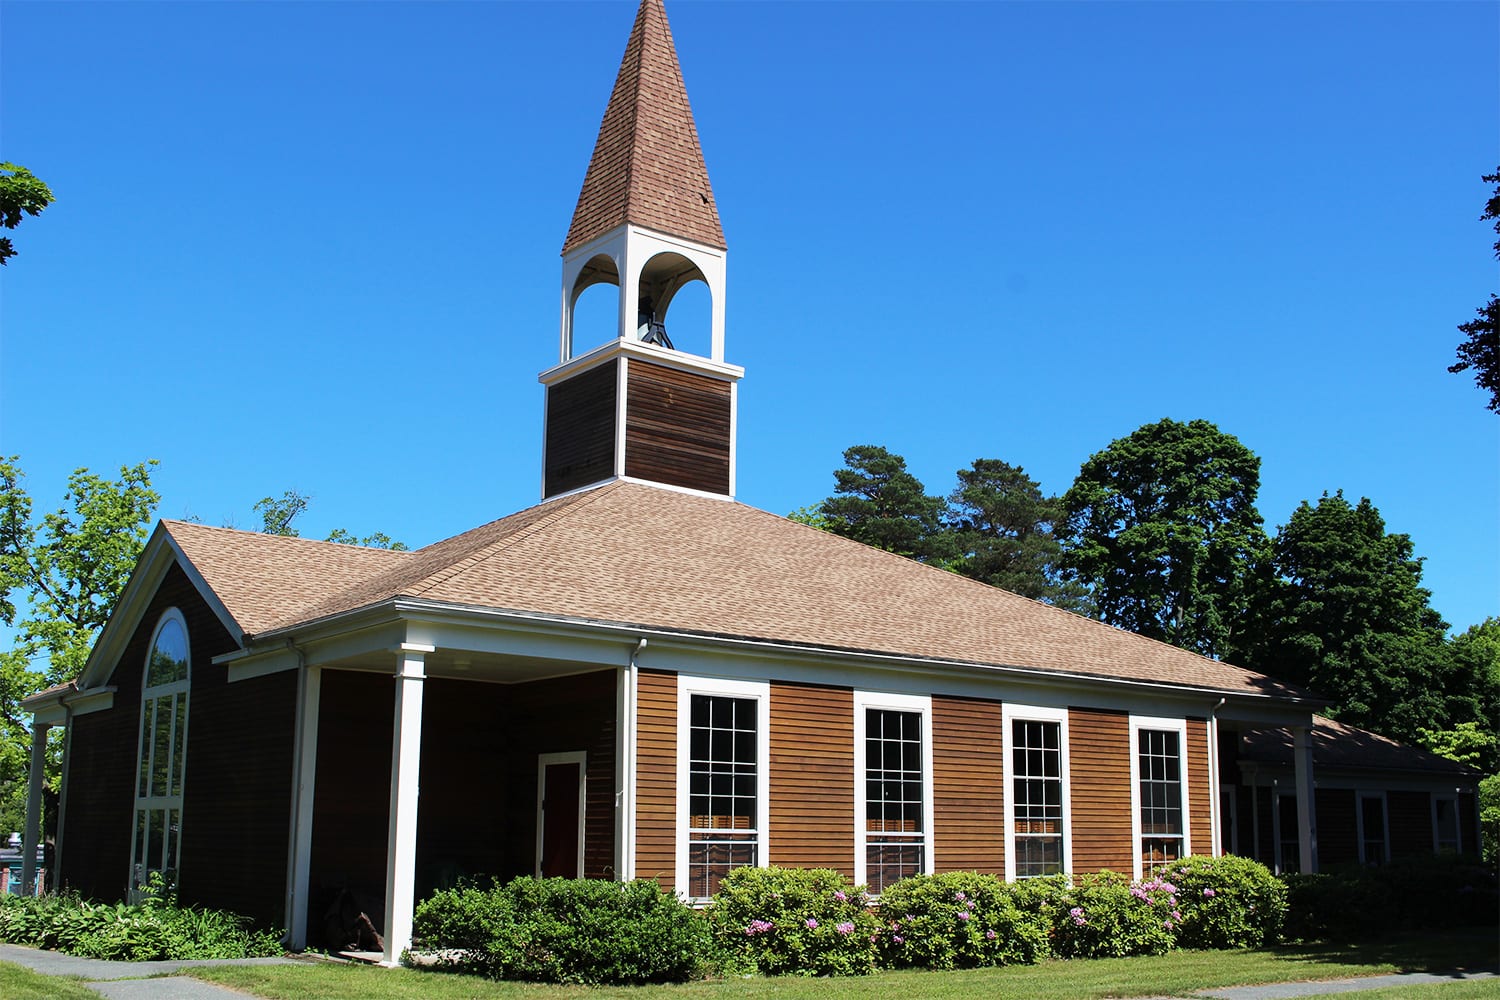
[1208,697,1225,857]
[618,638,646,881]
[281,639,308,948]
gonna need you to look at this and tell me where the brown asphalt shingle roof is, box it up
[562,0,725,253]
[165,481,1311,699]
[1240,716,1479,775]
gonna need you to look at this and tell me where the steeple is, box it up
[563,0,724,254]
[541,0,741,502]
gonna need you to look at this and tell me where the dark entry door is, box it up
[538,754,584,878]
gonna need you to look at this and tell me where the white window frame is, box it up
[853,690,934,893]
[1002,703,1072,882]
[1129,715,1191,880]
[1356,791,1390,865]
[127,608,191,897]
[675,675,769,901]
[1432,793,1462,855]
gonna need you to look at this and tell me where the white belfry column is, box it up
[382,644,430,966]
[21,722,48,896]
[1292,725,1318,874]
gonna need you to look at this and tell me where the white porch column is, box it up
[382,645,430,966]
[285,664,321,949]
[1292,725,1318,873]
[21,722,48,896]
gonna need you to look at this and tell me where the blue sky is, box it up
[2,1,1496,636]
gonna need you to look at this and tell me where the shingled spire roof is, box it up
[563,0,725,253]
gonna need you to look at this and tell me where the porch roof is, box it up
[1239,715,1479,776]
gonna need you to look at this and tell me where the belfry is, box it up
[542,0,742,500]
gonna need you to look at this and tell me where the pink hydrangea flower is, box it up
[1069,906,1087,927]
[1203,888,1216,898]
[957,911,971,921]
[833,890,847,902]
[805,918,818,929]
[836,922,855,936]
[985,929,997,941]
[745,919,774,936]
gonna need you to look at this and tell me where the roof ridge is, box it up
[163,518,415,557]
[407,482,624,598]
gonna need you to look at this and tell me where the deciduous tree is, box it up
[1242,492,1457,741]
[1059,419,1269,658]
[0,163,55,266]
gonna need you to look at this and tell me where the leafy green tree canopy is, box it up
[1247,492,1455,740]
[819,445,953,563]
[0,163,55,266]
[252,489,407,550]
[1060,418,1269,658]
[1450,167,1500,413]
[947,458,1085,609]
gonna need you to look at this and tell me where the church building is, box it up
[20,0,1479,966]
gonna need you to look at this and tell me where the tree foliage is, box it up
[1241,492,1461,741]
[947,459,1085,610]
[1450,168,1500,413]
[253,489,407,550]
[1059,418,1269,658]
[0,163,55,266]
[819,445,953,563]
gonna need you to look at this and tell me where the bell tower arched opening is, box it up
[637,251,711,357]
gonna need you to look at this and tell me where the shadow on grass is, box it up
[1270,927,1500,977]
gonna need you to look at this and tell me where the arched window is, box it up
[130,609,189,894]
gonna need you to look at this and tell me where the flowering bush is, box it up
[1160,855,1286,948]
[1042,872,1176,959]
[707,867,878,976]
[410,877,712,984]
[873,872,1049,969]
[1280,856,1497,943]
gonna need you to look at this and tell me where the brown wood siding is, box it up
[634,669,677,888]
[501,671,617,881]
[59,564,243,907]
[309,669,393,932]
[769,681,853,877]
[178,667,296,926]
[932,695,1004,874]
[623,360,731,495]
[1388,790,1434,859]
[1315,788,1358,866]
[1068,707,1132,875]
[545,359,617,497]
[1186,718,1212,856]
[416,678,511,895]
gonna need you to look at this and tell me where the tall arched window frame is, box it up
[129,608,190,895]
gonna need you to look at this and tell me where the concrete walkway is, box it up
[0,942,297,999]
[1195,969,1498,998]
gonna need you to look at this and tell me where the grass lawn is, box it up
[0,962,101,1000]
[180,930,1499,1000]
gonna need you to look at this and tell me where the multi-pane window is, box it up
[1138,729,1184,870]
[864,709,924,894]
[1012,719,1063,877]
[1433,796,1461,854]
[1277,794,1300,874]
[687,694,757,897]
[1358,794,1387,865]
[131,611,189,895]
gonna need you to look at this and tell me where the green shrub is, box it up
[1042,872,1176,959]
[707,867,878,976]
[410,877,712,985]
[874,871,1048,969]
[1281,856,1498,943]
[1161,855,1286,948]
[0,889,281,961]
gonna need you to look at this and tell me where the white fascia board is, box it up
[23,685,117,725]
[538,337,743,387]
[377,599,1317,721]
[75,524,245,692]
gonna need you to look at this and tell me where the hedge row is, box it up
[410,854,1288,983]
